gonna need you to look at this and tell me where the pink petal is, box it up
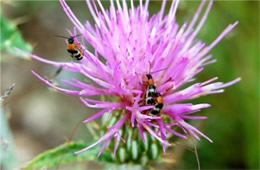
[31,70,79,95]
[83,108,109,123]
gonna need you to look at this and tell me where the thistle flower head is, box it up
[17,0,240,160]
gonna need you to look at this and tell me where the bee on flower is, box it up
[55,34,84,60]
[16,0,240,162]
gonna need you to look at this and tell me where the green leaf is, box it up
[24,141,101,169]
[0,12,32,59]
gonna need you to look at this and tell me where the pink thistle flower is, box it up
[17,0,240,157]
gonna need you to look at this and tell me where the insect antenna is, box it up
[148,61,152,74]
[150,68,168,75]
[72,34,82,38]
[148,61,167,75]
[54,34,69,39]
[54,34,82,41]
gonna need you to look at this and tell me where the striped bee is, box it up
[56,34,84,60]
[144,62,165,116]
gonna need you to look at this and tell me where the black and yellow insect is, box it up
[145,74,164,116]
[145,74,156,105]
[56,34,84,60]
[150,93,164,116]
[144,62,165,116]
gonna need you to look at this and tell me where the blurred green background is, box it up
[1,0,259,169]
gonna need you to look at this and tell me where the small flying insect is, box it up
[55,34,84,60]
[143,62,166,116]
[144,62,157,105]
[144,62,166,105]
[145,74,156,105]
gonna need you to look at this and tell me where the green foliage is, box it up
[24,141,105,169]
[101,112,163,166]
[0,107,17,169]
[176,1,259,169]
[0,12,32,59]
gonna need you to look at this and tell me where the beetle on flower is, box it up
[17,0,240,158]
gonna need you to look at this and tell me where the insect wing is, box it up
[75,43,84,55]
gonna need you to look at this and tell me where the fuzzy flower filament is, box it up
[18,0,241,159]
